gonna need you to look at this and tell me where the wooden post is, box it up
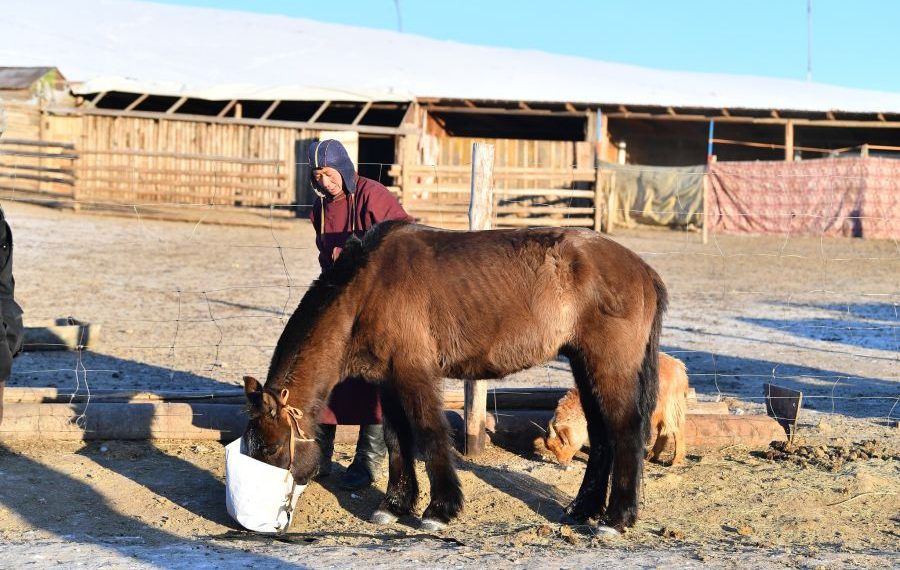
[464,142,494,456]
[785,120,794,161]
[702,171,709,245]
[593,166,603,232]
[605,171,616,234]
[860,143,870,158]
[703,155,716,245]
[597,108,608,163]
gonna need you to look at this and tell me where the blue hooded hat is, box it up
[308,139,357,196]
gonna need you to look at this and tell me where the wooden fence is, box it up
[0,138,77,197]
[1,106,614,227]
[391,163,606,230]
[75,148,289,206]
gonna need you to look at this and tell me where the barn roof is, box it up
[2,0,900,114]
[0,67,61,90]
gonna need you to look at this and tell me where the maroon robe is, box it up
[310,175,413,425]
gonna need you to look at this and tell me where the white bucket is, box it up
[225,437,307,533]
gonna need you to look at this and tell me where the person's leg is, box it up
[341,424,387,490]
[316,424,337,478]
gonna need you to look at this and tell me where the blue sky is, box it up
[153,0,900,93]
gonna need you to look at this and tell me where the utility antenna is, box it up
[394,0,403,33]
[806,0,813,81]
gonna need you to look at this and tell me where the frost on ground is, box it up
[0,201,897,567]
[0,438,897,569]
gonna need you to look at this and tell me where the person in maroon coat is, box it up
[307,139,414,489]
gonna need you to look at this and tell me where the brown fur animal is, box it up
[242,221,667,532]
[543,353,688,466]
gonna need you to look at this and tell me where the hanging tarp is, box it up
[708,157,899,240]
[601,162,705,229]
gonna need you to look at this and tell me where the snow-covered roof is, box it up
[2,0,900,113]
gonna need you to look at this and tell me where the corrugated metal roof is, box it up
[0,67,59,90]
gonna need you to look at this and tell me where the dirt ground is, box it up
[1,199,898,567]
[0,435,897,568]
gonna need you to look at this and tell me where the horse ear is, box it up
[243,376,261,396]
[279,388,289,405]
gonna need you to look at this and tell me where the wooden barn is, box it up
[2,0,900,231]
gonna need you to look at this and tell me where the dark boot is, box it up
[316,424,336,478]
[340,424,387,490]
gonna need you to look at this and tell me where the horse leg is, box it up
[561,349,613,523]
[671,429,686,466]
[647,430,668,463]
[591,360,645,531]
[393,370,462,530]
[372,382,418,524]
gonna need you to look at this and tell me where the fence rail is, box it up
[74,148,290,206]
[0,138,77,196]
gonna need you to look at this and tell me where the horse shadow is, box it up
[312,470,403,526]
[0,442,302,568]
[661,343,899,421]
[736,300,898,353]
[10,348,240,392]
[7,352,252,531]
[454,455,571,523]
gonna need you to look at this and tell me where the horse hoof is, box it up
[594,525,620,537]
[420,518,447,532]
[558,513,583,525]
[370,510,398,525]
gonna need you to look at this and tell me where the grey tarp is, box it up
[600,162,705,228]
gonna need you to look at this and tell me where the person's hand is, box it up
[331,247,343,261]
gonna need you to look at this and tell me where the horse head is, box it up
[242,375,320,484]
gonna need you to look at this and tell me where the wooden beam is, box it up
[351,100,373,126]
[785,120,794,161]
[565,102,577,113]
[666,106,677,116]
[463,99,477,108]
[618,105,629,114]
[598,108,608,163]
[89,91,108,108]
[518,101,531,110]
[46,106,415,136]
[826,111,836,120]
[307,100,329,123]
[260,100,281,121]
[878,112,887,122]
[770,109,780,119]
[424,105,586,117]
[601,111,900,128]
[721,108,731,117]
[166,96,188,114]
[216,99,238,118]
[123,93,150,112]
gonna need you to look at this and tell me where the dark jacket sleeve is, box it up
[0,210,24,381]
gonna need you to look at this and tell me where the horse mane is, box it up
[265,220,412,387]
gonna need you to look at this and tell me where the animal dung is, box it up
[224,438,306,533]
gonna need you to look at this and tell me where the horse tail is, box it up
[638,270,668,442]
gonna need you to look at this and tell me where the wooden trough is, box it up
[22,318,100,351]
[0,386,784,449]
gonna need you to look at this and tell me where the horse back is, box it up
[347,224,661,380]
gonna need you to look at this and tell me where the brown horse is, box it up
[242,221,667,532]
